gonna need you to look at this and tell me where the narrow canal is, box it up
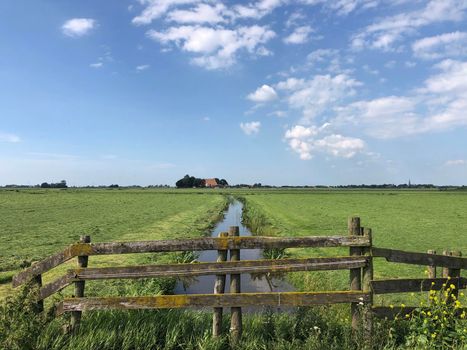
[174,199,294,295]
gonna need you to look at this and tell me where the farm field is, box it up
[0,188,227,298]
[1,188,466,349]
[240,189,467,297]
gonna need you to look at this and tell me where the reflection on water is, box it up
[174,200,294,295]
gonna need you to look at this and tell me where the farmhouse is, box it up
[205,178,219,188]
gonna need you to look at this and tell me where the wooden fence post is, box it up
[71,235,91,332]
[32,265,44,313]
[213,232,228,337]
[229,226,242,343]
[349,217,362,331]
[448,251,462,302]
[362,228,373,346]
[427,250,436,278]
[442,250,450,278]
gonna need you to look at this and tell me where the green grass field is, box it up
[0,188,227,298]
[1,188,466,349]
[240,189,467,302]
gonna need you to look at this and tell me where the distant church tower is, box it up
[408,179,411,188]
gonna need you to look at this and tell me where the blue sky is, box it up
[1,0,467,186]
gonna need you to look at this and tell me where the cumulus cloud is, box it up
[240,121,261,135]
[307,49,339,64]
[232,0,283,20]
[276,74,361,121]
[284,124,364,160]
[351,0,467,51]
[132,0,199,25]
[147,25,275,69]
[133,0,282,25]
[445,159,466,166]
[89,62,103,68]
[0,132,21,143]
[62,18,96,37]
[247,84,278,103]
[283,26,313,44]
[136,64,150,71]
[167,3,227,23]
[413,31,467,60]
[334,60,467,138]
[300,0,380,16]
[336,96,420,138]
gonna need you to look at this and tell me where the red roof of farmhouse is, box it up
[205,178,218,187]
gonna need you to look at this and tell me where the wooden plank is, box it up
[81,236,370,256]
[12,242,92,287]
[39,273,74,300]
[74,256,368,280]
[372,247,467,269]
[12,247,75,287]
[371,277,467,295]
[13,236,369,287]
[57,291,370,315]
[373,306,467,319]
[39,256,367,301]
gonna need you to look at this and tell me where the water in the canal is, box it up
[174,200,294,295]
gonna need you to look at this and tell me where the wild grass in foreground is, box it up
[2,285,465,350]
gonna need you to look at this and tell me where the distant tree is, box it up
[219,179,228,186]
[40,182,50,188]
[193,178,206,188]
[175,175,209,188]
[109,184,119,188]
[56,180,67,188]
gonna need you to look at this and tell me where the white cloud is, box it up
[270,110,287,118]
[283,26,313,44]
[334,60,467,138]
[284,124,364,160]
[132,0,200,25]
[136,64,150,71]
[247,84,278,103]
[0,132,21,143]
[147,25,275,69]
[276,74,361,121]
[240,121,261,135]
[300,0,380,16]
[336,96,420,138]
[351,0,467,51]
[133,0,282,25]
[412,31,467,60]
[445,159,466,166]
[422,59,467,94]
[232,0,283,20]
[307,49,339,64]
[89,62,103,68]
[62,18,96,37]
[167,3,227,24]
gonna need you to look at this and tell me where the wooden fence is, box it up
[12,217,467,344]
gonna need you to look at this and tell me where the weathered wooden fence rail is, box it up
[12,217,467,345]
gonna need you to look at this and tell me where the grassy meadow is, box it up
[0,188,227,298]
[1,188,466,349]
[240,189,467,298]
